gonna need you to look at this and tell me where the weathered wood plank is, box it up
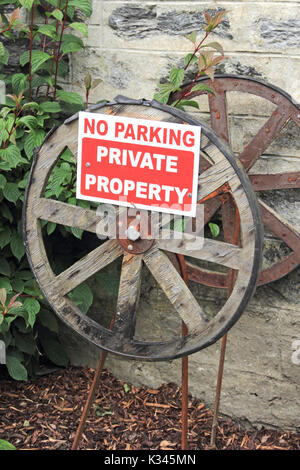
[157,234,243,269]
[113,254,143,339]
[143,245,207,331]
[48,240,123,296]
[198,158,235,201]
[35,198,100,233]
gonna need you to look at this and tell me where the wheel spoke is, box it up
[157,234,243,269]
[50,240,123,296]
[238,107,290,171]
[112,254,143,339]
[221,196,239,245]
[259,199,300,256]
[35,198,101,234]
[249,172,300,191]
[186,262,228,289]
[208,89,230,143]
[198,159,235,201]
[35,198,127,238]
[143,245,208,331]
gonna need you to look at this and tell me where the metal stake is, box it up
[71,314,116,450]
[177,253,189,451]
[210,204,240,448]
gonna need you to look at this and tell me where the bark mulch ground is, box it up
[0,366,299,451]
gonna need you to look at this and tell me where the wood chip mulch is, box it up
[0,366,299,451]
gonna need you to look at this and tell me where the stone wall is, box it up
[59,1,300,431]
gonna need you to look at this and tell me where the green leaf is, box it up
[6,355,28,381]
[61,41,84,54]
[69,22,88,37]
[38,309,58,334]
[39,334,68,367]
[15,270,34,281]
[11,277,24,293]
[208,222,220,238]
[24,129,46,159]
[190,83,215,95]
[23,297,40,328]
[21,102,39,112]
[46,221,56,235]
[0,257,10,277]
[175,99,199,110]
[155,82,177,103]
[173,217,186,232]
[200,41,224,54]
[10,232,25,262]
[94,405,113,417]
[68,0,93,17]
[0,228,11,249]
[0,43,9,65]
[38,24,59,40]
[0,145,25,169]
[169,68,184,88]
[51,8,64,22]
[0,286,6,306]
[20,50,51,74]
[0,173,6,189]
[0,439,16,450]
[39,101,61,113]
[68,283,93,314]
[56,90,84,106]
[18,115,37,130]
[19,0,34,10]
[61,33,84,48]
[12,73,27,94]
[14,330,36,355]
[1,203,13,223]
[71,226,83,239]
[44,0,60,8]
[3,182,21,203]
[123,383,131,393]
[184,53,198,67]
[184,31,197,43]
[0,278,12,292]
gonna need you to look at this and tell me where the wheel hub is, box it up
[116,213,154,254]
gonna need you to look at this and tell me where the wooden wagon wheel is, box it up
[23,98,263,361]
[171,74,300,288]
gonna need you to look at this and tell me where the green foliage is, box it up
[208,222,220,238]
[0,0,94,381]
[0,438,16,450]
[154,10,227,238]
[154,10,228,109]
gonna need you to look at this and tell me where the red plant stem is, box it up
[184,31,209,71]
[53,0,69,100]
[28,6,35,101]
[0,24,13,35]
[2,106,20,149]
[46,0,62,98]
[42,16,48,52]
[172,30,212,108]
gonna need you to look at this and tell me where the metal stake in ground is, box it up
[177,253,190,451]
[71,313,116,450]
[210,198,240,447]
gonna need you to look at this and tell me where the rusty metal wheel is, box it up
[171,74,300,288]
[23,97,263,361]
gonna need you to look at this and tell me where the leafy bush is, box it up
[0,0,97,380]
[154,10,228,237]
[154,10,227,109]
